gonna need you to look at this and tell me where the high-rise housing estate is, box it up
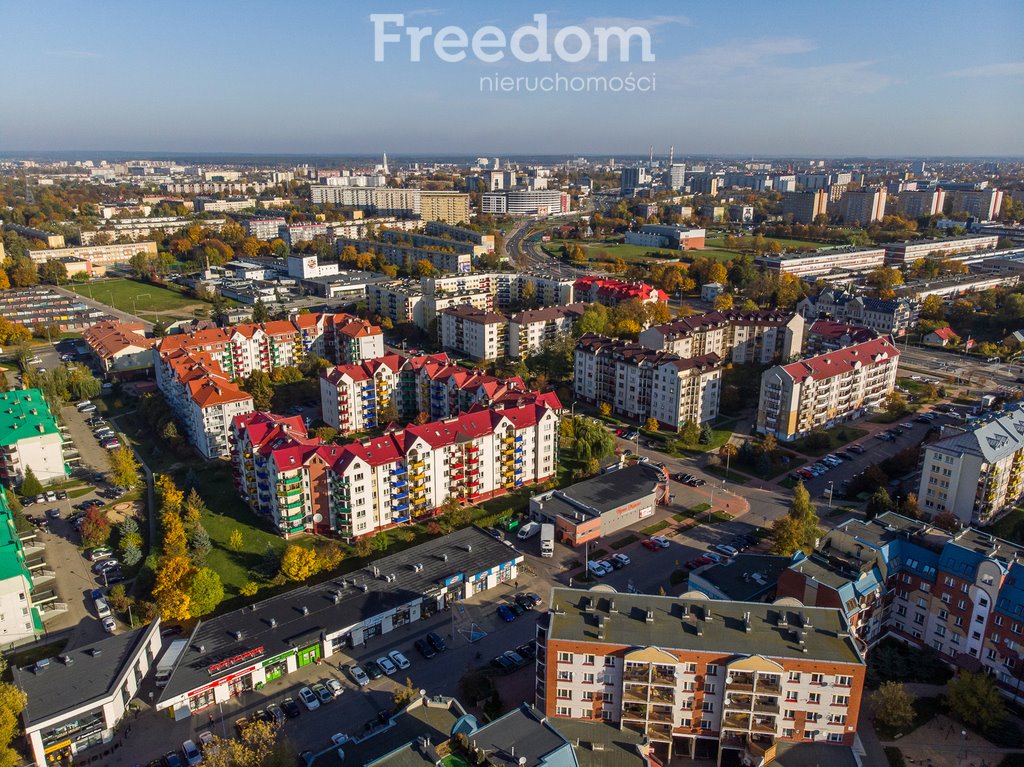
[756,337,900,441]
[480,190,570,216]
[837,188,887,224]
[918,404,1024,526]
[948,188,1004,221]
[0,389,67,485]
[574,334,723,428]
[419,191,471,224]
[439,306,509,361]
[781,190,828,224]
[895,189,946,219]
[537,588,866,763]
[665,163,686,191]
[620,166,649,193]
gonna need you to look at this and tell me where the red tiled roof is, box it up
[780,337,900,383]
[929,327,958,341]
[83,320,155,359]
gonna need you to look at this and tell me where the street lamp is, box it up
[826,481,834,509]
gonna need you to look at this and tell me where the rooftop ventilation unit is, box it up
[232,630,243,641]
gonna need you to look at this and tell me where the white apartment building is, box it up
[481,190,570,216]
[837,188,887,224]
[309,186,425,217]
[638,310,804,365]
[320,356,404,433]
[756,337,900,441]
[439,306,508,361]
[895,189,946,219]
[882,235,1000,265]
[241,216,287,240]
[279,222,329,246]
[194,197,255,212]
[368,280,426,328]
[919,404,1024,527]
[948,189,1004,221]
[574,334,723,428]
[508,304,586,359]
[27,241,158,267]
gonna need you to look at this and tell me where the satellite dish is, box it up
[313,513,323,523]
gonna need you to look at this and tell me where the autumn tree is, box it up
[189,567,225,616]
[80,507,112,548]
[884,392,909,417]
[156,474,184,515]
[153,555,196,621]
[932,511,960,532]
[946,671,1005,732]
[279,545,319,581]
[866,487,894,520]
[872,682,915,732]
[182,488,207,533]
[228,529,244,550]
[108,446,140,489]
[162,511,189,558]
[243,370,274,411]
[0,681,27,767]
[644,417,659,432]
[713,293,734,310]
[770,482,822,555]
[19,467,43,498]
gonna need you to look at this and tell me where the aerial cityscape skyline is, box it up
[2,0,1022,156]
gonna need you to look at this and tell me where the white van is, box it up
[94,597,111,619]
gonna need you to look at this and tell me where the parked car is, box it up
[426,632,447,652]
[713,544,738,557]
[87,547,113,562]
[267,704,285,723]
[605,556,624,570]
[496,604,516,622]
[514,593,534,612]
[376,656,398,676]
[92,559,119,574]
[516,642,536,659]
[651,536,671,549]
[685,476,705,487]
[312,682,333,704]
[163,752,184,767]
[281,698,301,718]
[347,665,370,686]
[325,679,344,697]
[587,560,611,577]
[298,686,320,711]
[388,650,411,670]
[612,553,631,567]
[503,650,525,667]
[414,638,436,659]
[365,660,385,680]
[704,552,722,563]
[641,539,660,551]
[181,739,202,766]
[525,592,543,607]
[848,444,866,454]
[491,654,515,673]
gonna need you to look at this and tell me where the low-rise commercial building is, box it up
[156,527,522,717]
[574,334,723,428]
[530,462,668,546]
[15,619,162,767]
[755,247,887,278]
[756,337,900,441]
[0,287,111,332]
[882,234,1000,265]
[639,309,803,365]
[0,389,67,485]
[573,277,667,307]
[537,588,866,763]
[624,225,706,250]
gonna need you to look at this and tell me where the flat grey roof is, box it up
[14,621,159,727]
[547,588,863,666]
[346,698,463,767]
[467,704,573,767]
[691,554,791,601]
[551,464,663,516]
[160,527,521,703]
[549,719,647,767]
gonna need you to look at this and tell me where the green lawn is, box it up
[67,278,217,321]
[541,239,684,265]
[990,507,1024,545]
[692,247,740,263]
[788,426,869,456]
[705,235,823,251]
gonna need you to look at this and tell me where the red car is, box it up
[641,539,660,552]
[684,559,703,570]
[615,428,625,436]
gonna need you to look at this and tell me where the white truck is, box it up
[517,521,541,541]
[540,523,555,557]
[155,639,188,688]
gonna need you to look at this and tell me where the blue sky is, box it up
[2,0,1022,156]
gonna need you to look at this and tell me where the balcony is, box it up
[725,695,753,712]
[722,713,751,731]
[623,684,648,702]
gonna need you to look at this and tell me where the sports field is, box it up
[68,278,215,321]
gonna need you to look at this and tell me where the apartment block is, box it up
[537,588,866,763]
[754,246,887,279]
[439,306,508,361]
[481,190,570,216]
[27,240,158,267]
[424,221,495,252]
[756,337,900,441]
[574,334,723,428]
[0,488,43,646]
[82,320,155,375]
[639,309,804,365]
[895,189,946,219]
[948,188,1004,221]
[419,191,471,225]
[309,186,424,217]
[777,512,1024,704]
[154,348,255,459]
[231,402,559,538]
[882,234,1000,265]
[0,390,66,485]
[796,288,915,337]
[573,277,667,307]
[918,404,1024,526]
[335,237,472,275]
[837,188,887,224]
[508,304,587,359]
[239,216,287,240]
[781,190,828,224]
[378,229,485,259]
